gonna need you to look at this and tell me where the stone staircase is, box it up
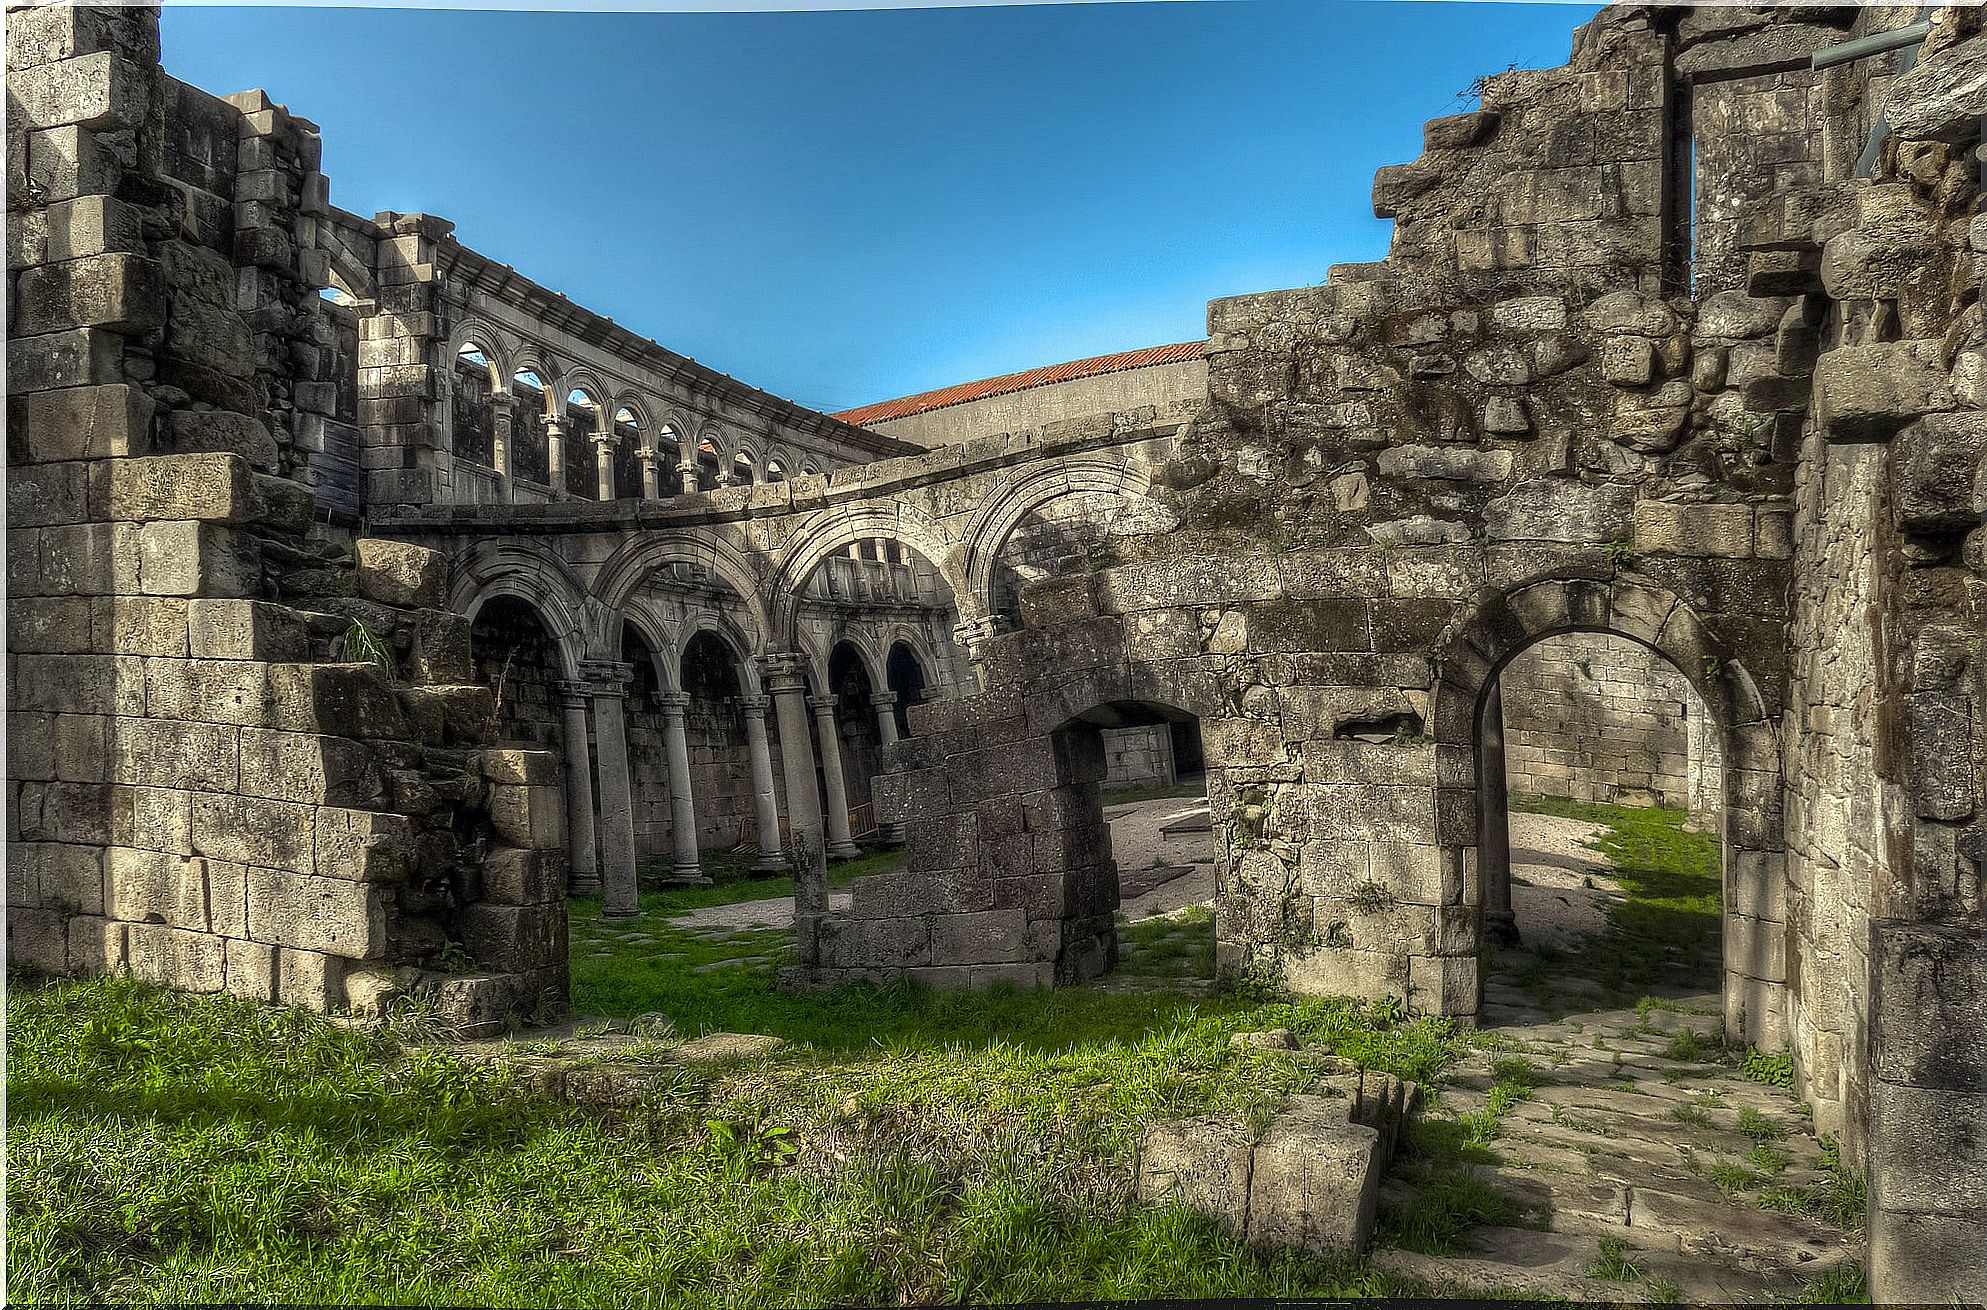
[1372,996,1865,1302]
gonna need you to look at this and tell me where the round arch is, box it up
[447,325,510,387]
[766,503,962,644]
[589,528,776,647]
[1428,572,1784,1043]
[676,610,767,696]
[958,457,1154,618]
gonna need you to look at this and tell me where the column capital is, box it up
[544,415,566,437]
[952,613,1012,660]
[757,651,811,693]
[656,691,691,714]
[553,679,595,707]
[636,444,663,465]
[675,459,699,477]
[870,690,900,708]
[579,659,633,691]
[738,693,771,716]
[591,429,617,449]
[806,694,839,717]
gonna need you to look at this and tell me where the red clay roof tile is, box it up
[833,340,1206,427]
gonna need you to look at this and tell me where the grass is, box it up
[11,908,1471,1308]
[1098,779,1206,807]
[620,846,902,917]
[1585,1235,1643,1282]
[1117,905,1216,979]
[1498,797,1722,1009]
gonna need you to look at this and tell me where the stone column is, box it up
[593,431,617,501]
[490,393,516,501]
[739,694,787,871]
[554,681,600,894]
[870,690,906,848]
[1478,678,1520,946]
[676,458,698,497]
[545,415,569,498]
[585,660,641,918]
[762,654,825,963]
[639,445,662,499]
[811,694,861,859]
[656,692,710,886]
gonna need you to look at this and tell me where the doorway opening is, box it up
[1476,632,1725,1024]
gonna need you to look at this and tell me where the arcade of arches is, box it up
[7,4,1985,1299]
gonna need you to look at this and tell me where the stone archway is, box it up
[1430,573,1787,1047]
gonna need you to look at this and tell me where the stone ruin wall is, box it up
[846,8,1984,1298]
[1498,630,1719,818]
[6,3,569,1031]
[6,4,1985,1300]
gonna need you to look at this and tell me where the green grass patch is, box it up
[623,846,903,917]
[1117,907,1216,980]
[1584,1235,1644,1282]
[1099,779,1207,807]
[1503,797,1722,1006]
[10,953,1469,1306]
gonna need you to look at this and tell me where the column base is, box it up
[568,872,603,896]
[601,906,644,920]
[664,866,713,888]
[1484,910,1522,948]
[878,825,906,849]
[827,841,861,860]
[751,852,790,873]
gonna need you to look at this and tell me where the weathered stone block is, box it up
[1136,1115,1255,1234]
[124,921,226,992]
[1813,340,1955,443]
[1247,1093,1383,1256]
[16,252,163,336]
[1631,500,1754,557]
[19,383,153,463]
[246,867,386,958]
[186,599,308,661]
[266,663,409,739]
[458,902,565,974]
[190,792,315,875]
[1891,411,1987,533]
[354,538,446,608]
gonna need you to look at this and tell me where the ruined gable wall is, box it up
[6,3,567,1032]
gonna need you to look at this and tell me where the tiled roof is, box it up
[833,340,1207,427]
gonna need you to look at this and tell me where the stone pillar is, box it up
[554,682,600,894]
[639,445,663,499]
[490,393,516,501]
[1478,678,1519,947]
[585,660,641,918]
[656,692,710,886]
[811,695,862,859]
[740,694,787,872]
[593,431,616,502]
[870,690,906,847]
[762,654,825,963]
[676,458,698,497]
[545,415,569,497]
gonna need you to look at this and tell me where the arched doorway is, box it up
[1048,699,1212,986]
[1433,576,1785,1047]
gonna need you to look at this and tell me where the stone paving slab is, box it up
[1377,996,1863,1302]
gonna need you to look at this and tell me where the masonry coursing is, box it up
[6,3,1984,1300]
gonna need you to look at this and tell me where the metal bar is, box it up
[1812,19,1932,70]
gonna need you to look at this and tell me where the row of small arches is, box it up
[453,339,823,497]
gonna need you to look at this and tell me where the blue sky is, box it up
[162,1,1600,412]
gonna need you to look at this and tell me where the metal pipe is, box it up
[1811,19,1932,70]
